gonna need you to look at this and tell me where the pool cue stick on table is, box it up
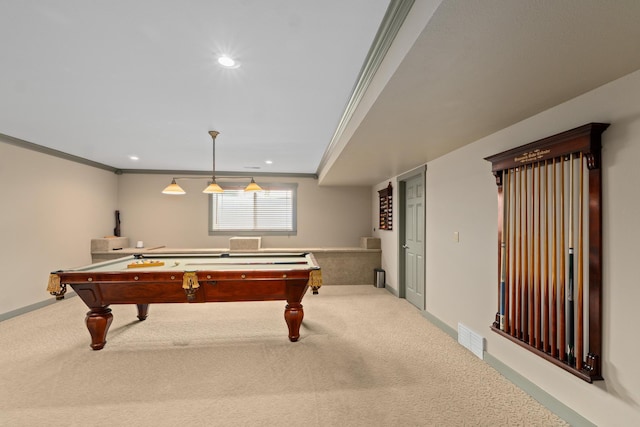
[185,261,309,266]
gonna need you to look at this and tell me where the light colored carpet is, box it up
[0,285,568,426]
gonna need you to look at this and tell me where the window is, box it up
[209,183,297,235]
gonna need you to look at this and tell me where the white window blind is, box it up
[210,184,297,234]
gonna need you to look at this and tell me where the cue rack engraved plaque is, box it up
[378,182,393,230]
[485,123,609,383]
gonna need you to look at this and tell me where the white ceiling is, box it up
[3,1,640,186]
[0,0,389,175]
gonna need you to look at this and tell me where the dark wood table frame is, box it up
[49,253,321,350]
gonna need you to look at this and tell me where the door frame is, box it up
[397,165,427,306]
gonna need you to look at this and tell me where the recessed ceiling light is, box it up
[129,155,139,161]
[217,55,237,68]
[265,160,273,165]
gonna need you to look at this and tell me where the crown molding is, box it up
[316,0,415,175]
[0,132,117,172]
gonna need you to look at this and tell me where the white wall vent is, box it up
[458,323,484,360]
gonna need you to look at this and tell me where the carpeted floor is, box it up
[0,285,568,426]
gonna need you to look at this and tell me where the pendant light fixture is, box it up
[162,179,186,195]
[162,131,262,195]
[244,178,262,192]
[202,131,224,193]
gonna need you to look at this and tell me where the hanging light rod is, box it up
[162,131,263,195]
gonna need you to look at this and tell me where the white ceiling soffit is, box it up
[0,1,390,175]
[317,0,640,186]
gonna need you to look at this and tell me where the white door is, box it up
[403,174,425,310]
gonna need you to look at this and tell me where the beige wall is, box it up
[0,148,372,316]
[375,69,640,425]
[116,174,371,249]
[0,140,118,314]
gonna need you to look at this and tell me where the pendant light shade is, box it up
[203,180,224,193]
[244,178,262,192]
[162,179,186,195]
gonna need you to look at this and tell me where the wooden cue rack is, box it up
[378,182,393,230]
[485,123,609,383]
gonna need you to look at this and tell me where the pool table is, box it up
[47,252,322,350]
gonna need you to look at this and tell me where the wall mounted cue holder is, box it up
[378,182,393,230]
[485,123,609,383]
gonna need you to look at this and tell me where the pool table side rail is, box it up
[48,252,321,302]
[58,252,319,273]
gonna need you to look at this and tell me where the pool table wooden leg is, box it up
[85,307,113,350]
[284,303,304,342]
[136,304,149,321]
